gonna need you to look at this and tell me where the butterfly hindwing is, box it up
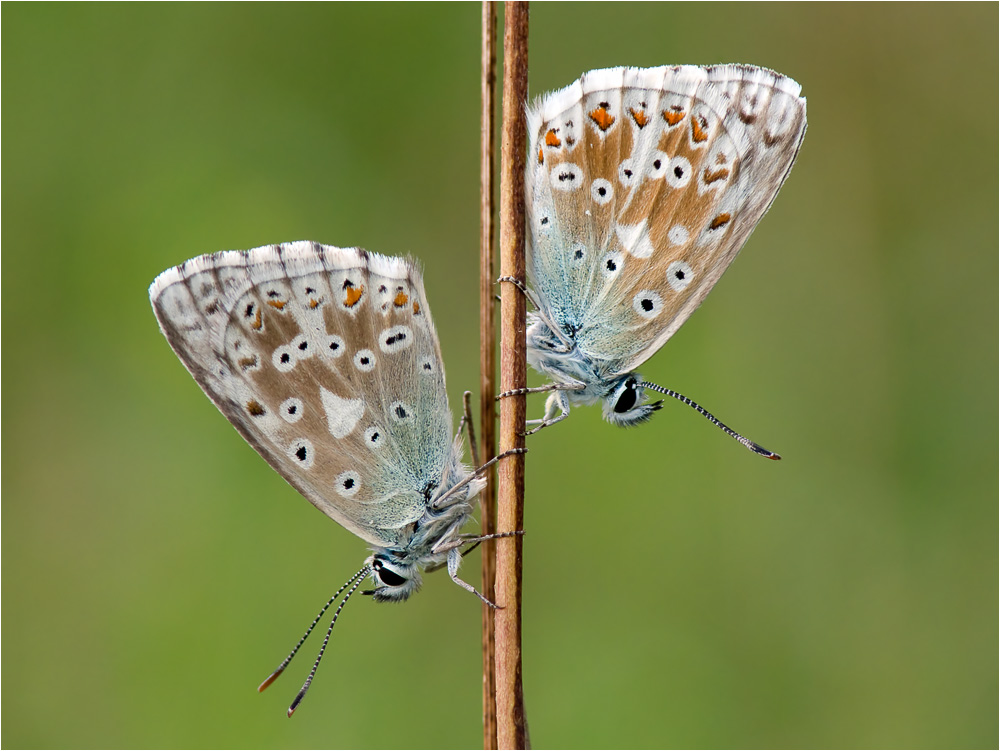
[527,65,807,375]
[150,242,454,548]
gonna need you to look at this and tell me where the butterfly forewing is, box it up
[527,65,807,375]
[150,242,453,548]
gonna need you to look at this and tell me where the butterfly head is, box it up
[366,552,422,602]
[602,375,663,428]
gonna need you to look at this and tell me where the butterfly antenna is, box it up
[257,564,370,695]
[285,569,367,717]
[639,382,781,460]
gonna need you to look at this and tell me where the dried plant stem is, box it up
[479,2,499,749]
[495,2,529,749]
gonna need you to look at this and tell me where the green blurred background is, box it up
[3,3,996,748]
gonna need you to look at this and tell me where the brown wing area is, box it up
[151,243,452,548]
[527,66,806,374]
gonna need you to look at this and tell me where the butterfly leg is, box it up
[497,275,574,351]
[431,447,528,510]
[446,547,501,608]
[458,391,481,467]
[524,389,571,435]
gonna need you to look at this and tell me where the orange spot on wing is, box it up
[237,355,258,371]
[691,116,710,143]
[343,284,364,308]
[544,128,561,147]
[703,167,730,184]
[629,108,649,128]
[250,309,263,330]
[246,400,265,417]
[412,301,420,314]
[393,291,409,307]
[538,147,544,164]
[589,105,616,132]
[709,213,731,230]
[662,108,685,126]
[308,298,321,309]
[266,299,286,310]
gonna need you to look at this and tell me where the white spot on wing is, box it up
[379,325,413,354]
[320,388,365,438]
[667,261,694,291]
[550,162,583,191]
[668,225,690,245]
[615,221,654,259]
[279,397,304,423]
[633,290,664,319]
[287,439,315,469]
[591,178,613,205]
[335,470,361,498]
[353,349,376,372]
[665,156,692,188]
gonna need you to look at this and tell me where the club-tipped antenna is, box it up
[639,382,781,460]
[285,569,368,717]
[257,564,370,697]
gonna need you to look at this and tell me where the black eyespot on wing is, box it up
[295,445,308,462]
[606,258,617,272]
[640,298,654,312]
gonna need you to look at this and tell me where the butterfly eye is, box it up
[613,379,639,414]
[375,565,407,587]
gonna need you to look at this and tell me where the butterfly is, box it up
[508,65,806,457]
[149,242,516,715]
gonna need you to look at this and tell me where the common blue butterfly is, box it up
[150,242,513,714]
[509,65,806,457]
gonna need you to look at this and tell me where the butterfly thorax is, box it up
[526,313,616,404]
[366,451,485,602]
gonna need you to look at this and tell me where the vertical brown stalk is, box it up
[495,2,529,748]
[479,2,499,749]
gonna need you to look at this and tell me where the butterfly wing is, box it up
[526,65,807,375]
[150,242,455,548]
